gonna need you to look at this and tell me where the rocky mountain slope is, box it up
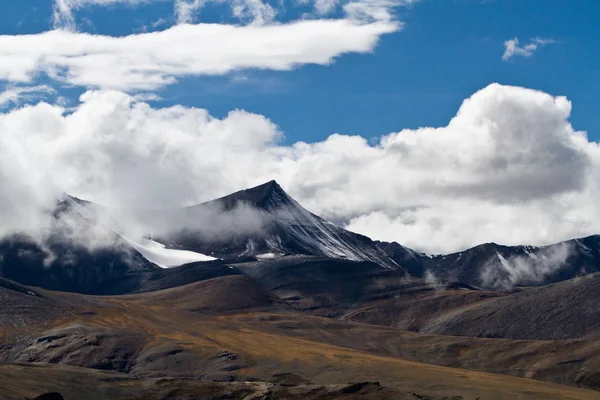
[379,235,600,289]
[3,273,600,399]
[4,180,600,295]
[0,181,402,295]
[418,272,600,340]
[149,180,400,269]
[4,181,600,398]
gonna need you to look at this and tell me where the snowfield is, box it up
[123,237,217,268]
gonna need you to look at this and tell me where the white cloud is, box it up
[0,19,396,91]
[55,0,279,27]
[229,0,278,24]
[2,0,419,91]
[0,85,56,108]
[314,0,340,15]
[1,83,599,254]
[344,0,420,22]
[52,0,415,29]
[502,37,556,61]
[174,0,204,24]
[53,0,156,30]
[480,244,572,290]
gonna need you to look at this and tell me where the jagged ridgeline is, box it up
[1,180,600,296]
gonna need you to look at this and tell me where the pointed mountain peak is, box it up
[204,180,295,212]
[247,179,283,195]
[62,194,90,206]
[256,179,280,188]
[52,193,89,218]
[238,180,294,210]
[247,179,287,197]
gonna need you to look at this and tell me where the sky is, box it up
[0,0,599,253]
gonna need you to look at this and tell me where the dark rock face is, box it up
[375,241,426,278]
[0,234,157,295]
[0,235,248,295]
[0,197,162,295]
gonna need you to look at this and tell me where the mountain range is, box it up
[3,181,600,399]
[2,180,599,293]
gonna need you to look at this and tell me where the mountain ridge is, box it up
[146,180,401,269]
[378,234,600,289]
[2,180,600,294]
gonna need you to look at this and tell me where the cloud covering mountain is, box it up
[1,83,598,253]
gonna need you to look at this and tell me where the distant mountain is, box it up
[0,231,246,295]
[149,180,400,269]
[0,196,159,295]
[0,181,401,294]
[378,236,600,289]
[0,234,156,295]
[374,241,426,277]
[4,179,600,294]
[0,197,242,295]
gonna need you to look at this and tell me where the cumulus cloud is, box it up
[502,37,556,61]
[1,83,599,254]
[0,20,396,91]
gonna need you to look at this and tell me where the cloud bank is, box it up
[1,83,599,254]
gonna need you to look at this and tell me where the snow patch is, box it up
[525,249,538,260]
[65,195,217,268]
[124,237,217,268]
[256,253,281,260]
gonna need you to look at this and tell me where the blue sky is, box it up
[0,0,597,143]
[177,0,599,144]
